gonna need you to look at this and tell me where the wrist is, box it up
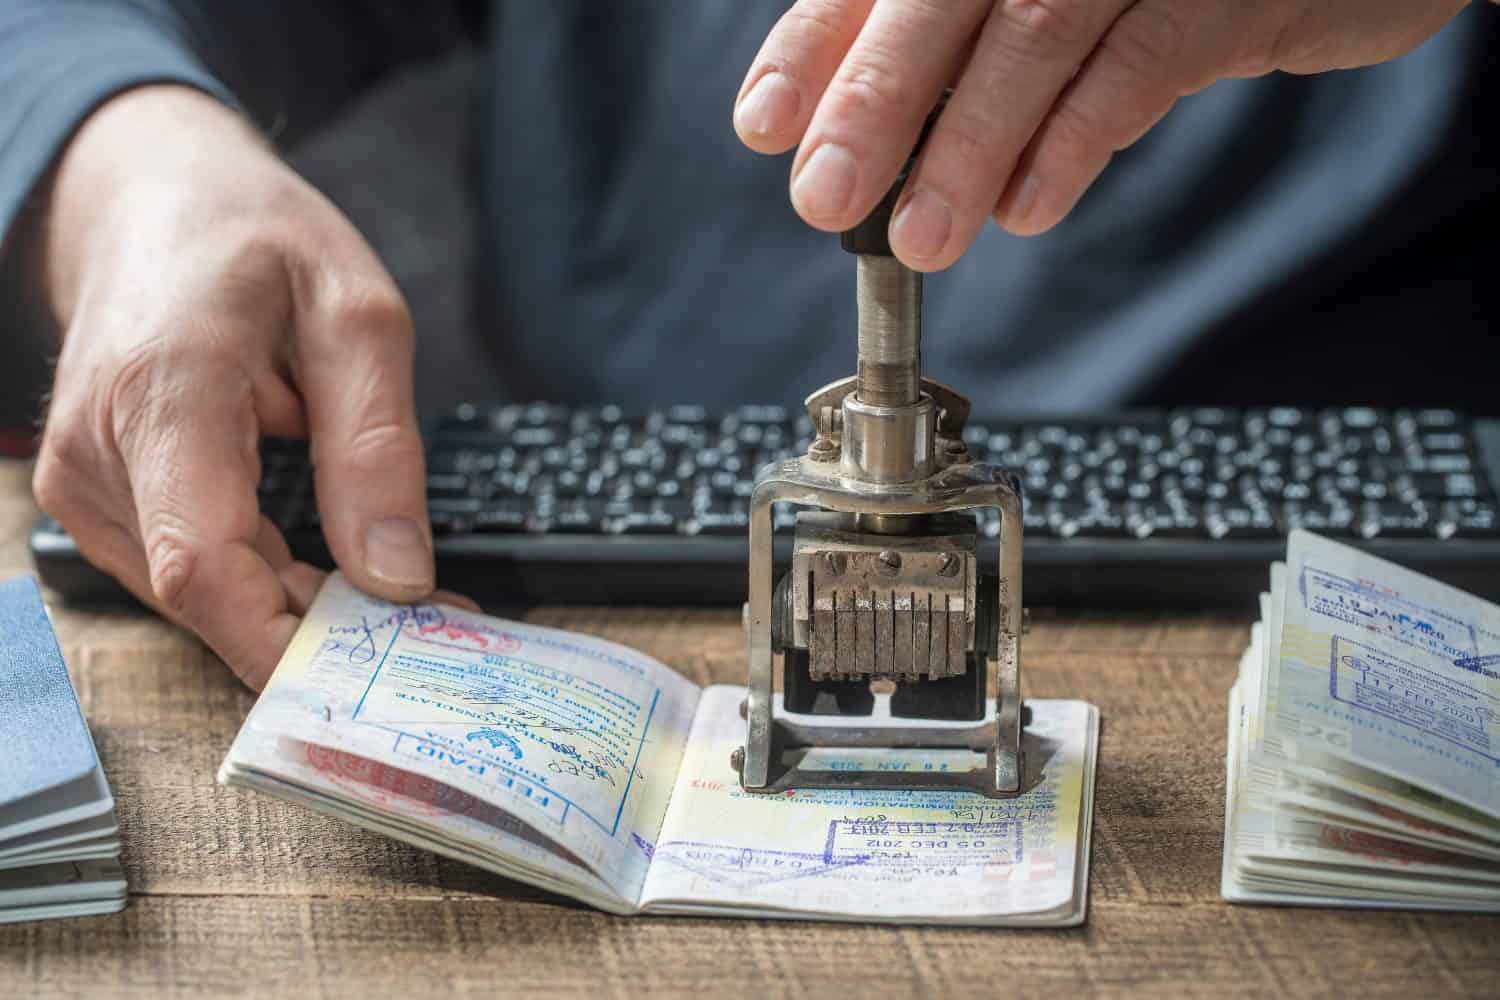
[38,84,268,326]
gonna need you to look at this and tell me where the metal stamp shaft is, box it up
[855,256,922,406]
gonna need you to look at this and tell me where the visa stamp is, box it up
[651,840,867,890]
[1302,566,1478,661]
[1453,654,1500,681]
[823,818,1022,868]
[1329,636,1499,764]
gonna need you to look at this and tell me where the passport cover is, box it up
[0,576,97,805]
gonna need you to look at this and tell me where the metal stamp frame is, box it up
[738,454,1024,798]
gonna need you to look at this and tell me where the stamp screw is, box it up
[808,436,839,462]
[937,552,960,577]
[877,550,902,573]
[730,747,746,773]
[823,551,847,576]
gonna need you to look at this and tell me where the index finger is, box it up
[786,0,992,232]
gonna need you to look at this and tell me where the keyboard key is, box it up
[473,507,527,533]
[1204,504,1278,539]
[1265,407,1308,428]
[1420,432,1467,453]
[732,405,789,425]
[430,498,482,516]
[1414,408,1461,429]
[512,427,559,447]
[690,512,750,535]
[1185,407,1236,427]
[426,474,472,497]
[1340,407,1382,429]
[1353,500,1429,539]
[666,404,708,424]
[1425,454,1475,475]
[1061,505,1128,538]
[609,511,678,535]
[1434,501,1500,538]
[1124,502,1201,539]
[1278,501,1355,537]
[549,505,604,533]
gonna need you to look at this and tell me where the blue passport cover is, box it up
[0,576,97,805]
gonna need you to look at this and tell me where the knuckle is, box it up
[31,448,78,523]
[1101,3,1187,80]
[826,49,911,123]
[144,522,201,617]
[173,220,296,316]
[1258,31,1303,75]
[326,284,414,349]
[1039,98,1101,161]
[997,0,1096,52]
[215,226,292,284]
[32,407,95,517]
[928,105,1003,176]
[341,419,424,478]
[1248,5,1314,75]
[779,0,849,49]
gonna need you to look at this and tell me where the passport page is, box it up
[639,687,1098,925]
[219,573,700,911]
[1272,531,1500,821]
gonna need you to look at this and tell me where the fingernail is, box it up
[1005,173,1042,226]
[364,518,433,590]
[735,71,798,139]
[891,188,953,261]
[791,143,857,221]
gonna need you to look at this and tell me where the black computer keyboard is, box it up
[30,405,1500,607]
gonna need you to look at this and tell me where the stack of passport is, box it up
[0,575,126,923]
[1224,531,1500,909]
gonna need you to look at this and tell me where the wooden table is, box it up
[1,459,1495,999]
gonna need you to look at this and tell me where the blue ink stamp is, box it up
[1301,566,1477,660]
[465,727,524,760]
[651,841,867,890]
[1453,654,1500,681]
[384,728,570,824]
[823,819,1022,867]
[1330,636,1498,764]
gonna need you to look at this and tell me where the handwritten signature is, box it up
[325,604,447,665]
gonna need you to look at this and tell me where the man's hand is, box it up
[735,0,1468,271]
[31,85,472,689]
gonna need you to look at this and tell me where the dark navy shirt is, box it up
[2,2,1496,416]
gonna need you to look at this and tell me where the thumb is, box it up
[297,276,433,603]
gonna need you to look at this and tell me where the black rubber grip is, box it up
[840,94,949,256]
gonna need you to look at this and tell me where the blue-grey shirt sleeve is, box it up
[0,0,481,260]
[0,1,479,430]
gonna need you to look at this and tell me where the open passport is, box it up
[1224,530,1500,909]
[220,574,1099,925]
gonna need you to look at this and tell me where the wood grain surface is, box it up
[0,459,1495,999]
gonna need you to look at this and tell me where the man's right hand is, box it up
[30,84,463,689]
